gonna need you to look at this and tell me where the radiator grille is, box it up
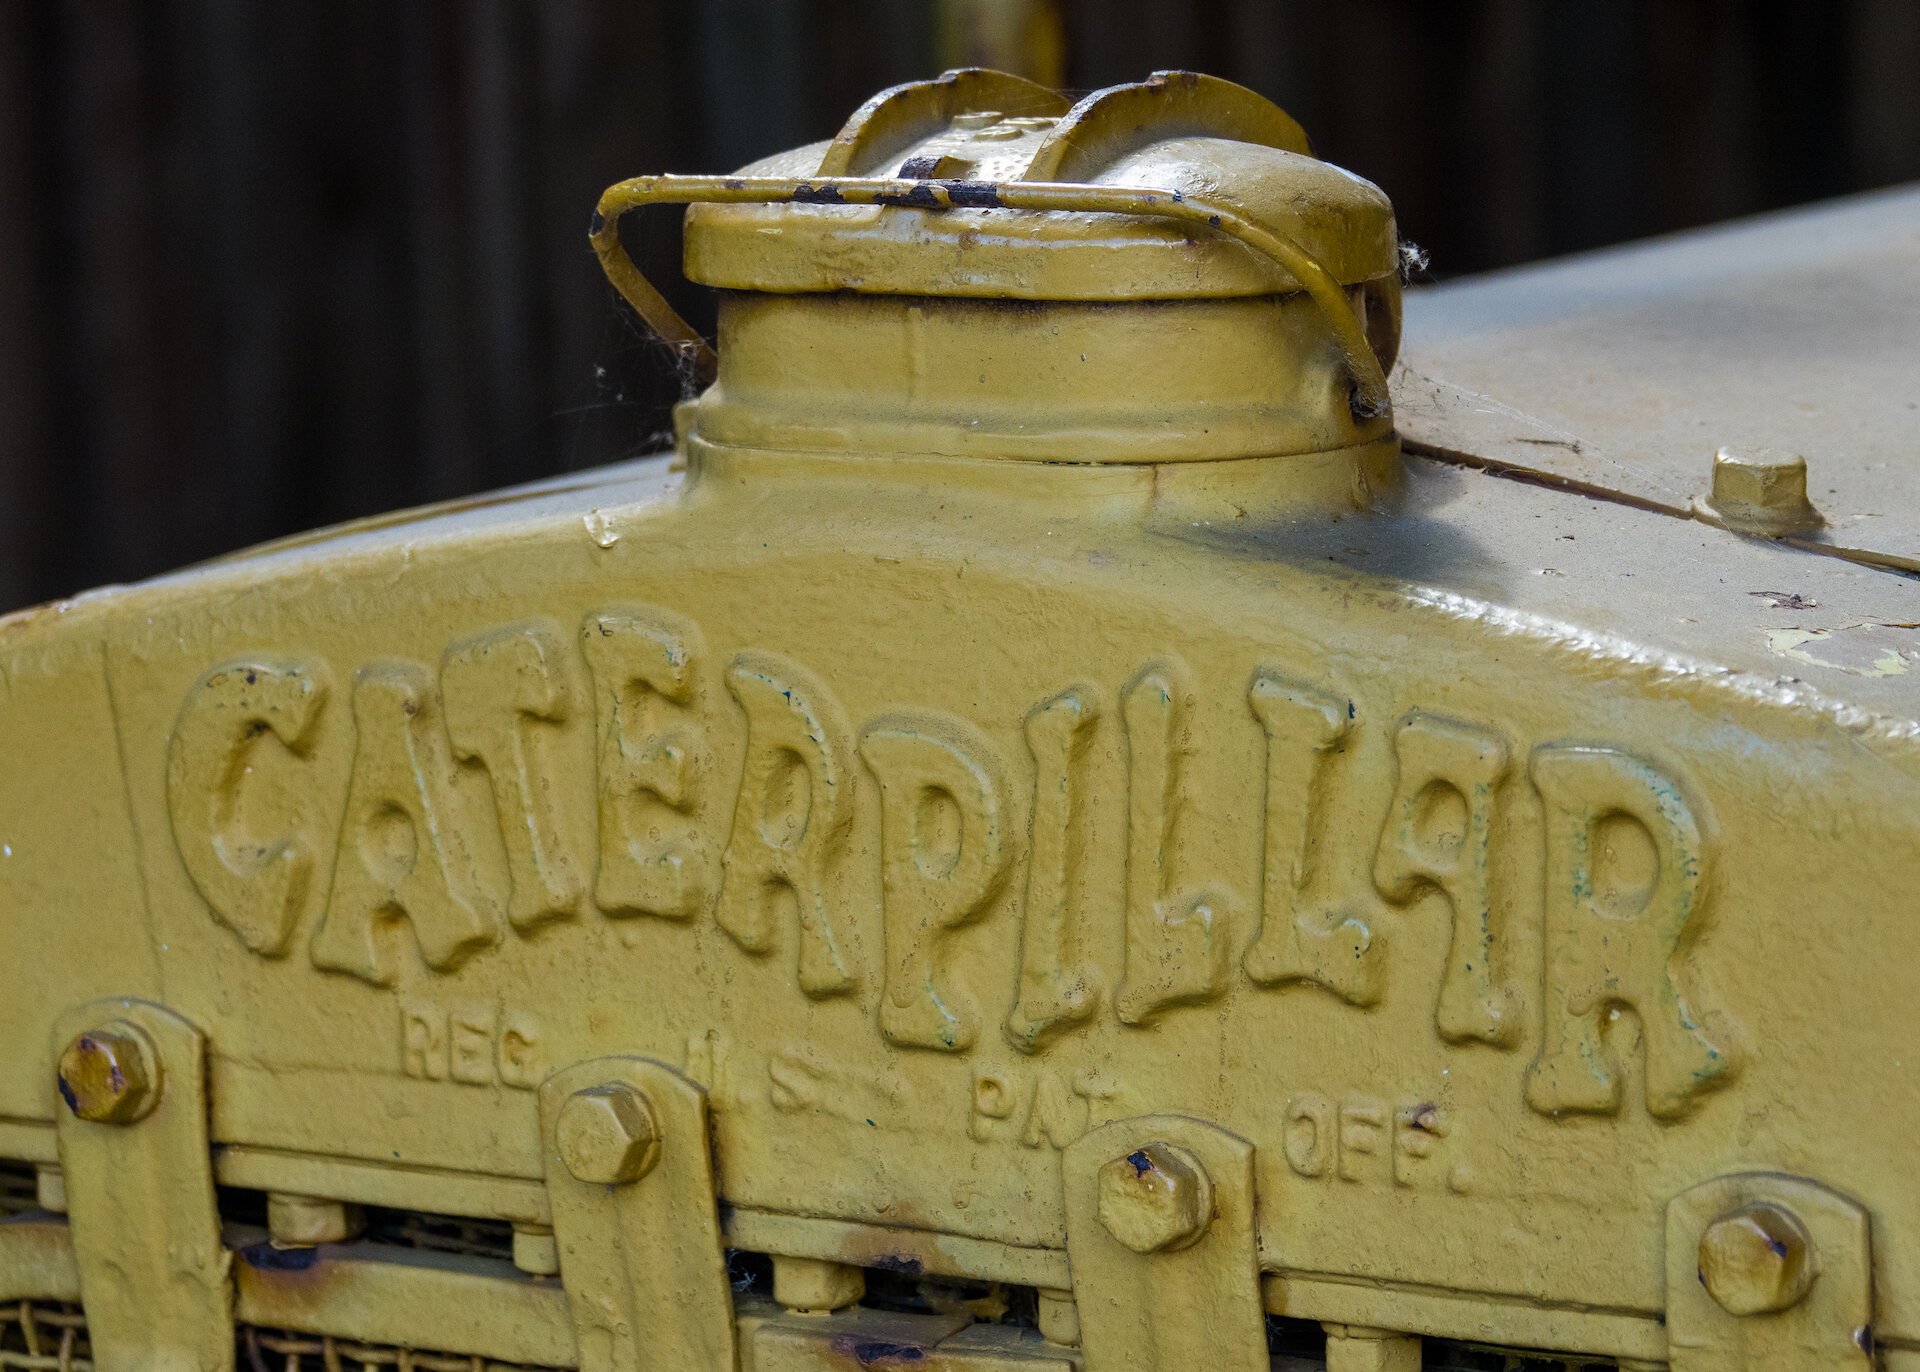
[240,1328,560,1372]
[1,1303,88,1372]
[1,1305,565,1372]
[0,1167,37,1219]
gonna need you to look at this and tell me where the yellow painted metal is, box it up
[231,1239,581,1366]
[690,70,1374,303]
[1064,1116,1266,1371]
[1666,1175,1873,1371]
[4,64,1920,1372]
[818,68,1069,176]
[0,1214,80,1303]
[538,1056,736,1372]
[698,295,1398,467]
[54,999,231,1372]
[593,173,1393,416]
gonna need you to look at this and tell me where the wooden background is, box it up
[0,0,1915,611]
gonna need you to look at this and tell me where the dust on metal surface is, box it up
[1395,182,1920,574]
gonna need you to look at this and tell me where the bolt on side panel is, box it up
[4,445,1919,1356]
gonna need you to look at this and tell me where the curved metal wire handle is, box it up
[589,175,1391,418]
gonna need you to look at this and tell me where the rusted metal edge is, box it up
[587,173,1390,418]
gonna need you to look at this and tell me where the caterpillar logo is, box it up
[166,605,1736,1124]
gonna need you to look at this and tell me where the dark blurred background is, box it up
[1,0,1916,611]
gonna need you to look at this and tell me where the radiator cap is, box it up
[685,69,1399,303]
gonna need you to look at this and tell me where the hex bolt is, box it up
[556,1081,662,1185]
[267,1192,363,1247]
[1095,1141,1214,1254]
[1324,1325,1422,1372]
[1698,1203,1816,1316]
[512,1223,561,1277]
[57,1022,161,1125]
[34,1165,66,1214]
[1036,1288,1081,1348]
[773,1255,865,1315]
[1707,446,1821,535]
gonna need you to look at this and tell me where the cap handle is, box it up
[589,175,1392,419]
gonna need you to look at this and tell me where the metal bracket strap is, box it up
[1666,1171,1872,1372]
[539,1055,737,1372]
[1063,1113,1268,1372]
[53,998,232,1372]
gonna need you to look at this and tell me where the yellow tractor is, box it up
[4,66,1917,1372]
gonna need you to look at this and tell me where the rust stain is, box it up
[830,1335,929,1366]
[1406,1103,1441,1133]
[239,1241,320,1272]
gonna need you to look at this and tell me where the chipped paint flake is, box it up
[1765,626,1912,678]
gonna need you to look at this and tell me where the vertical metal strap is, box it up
[1063,1114,1268,1372]
[54,998,232,1372]
[539,1056,736,1372]
[1665,1173,1871,1372]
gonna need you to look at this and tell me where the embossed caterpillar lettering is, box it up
[165,606,1734,1122]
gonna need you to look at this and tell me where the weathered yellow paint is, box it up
[4,65,1920,1372]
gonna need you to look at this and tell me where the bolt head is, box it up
[1709,446,1820,533]
[556,1082,661,1185]
[267,1193,363,1247]
[1699,1203,1815,1316]
[1095,1141,1213,1254]
[57,1023,160,1125]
